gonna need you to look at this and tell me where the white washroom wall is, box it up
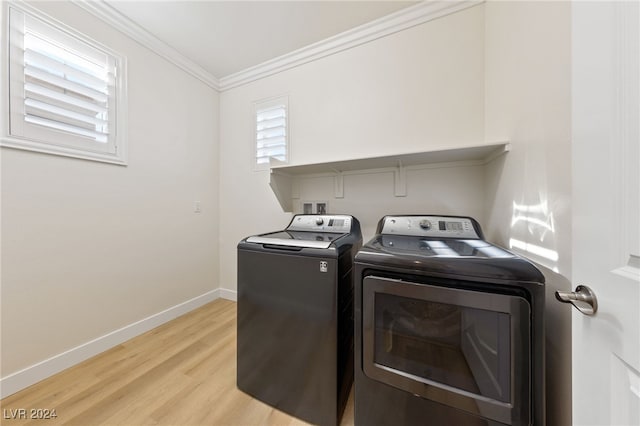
[220,0,572,296]
[1,0,220,380]
[219,4,486,294]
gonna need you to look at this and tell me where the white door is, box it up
[572,1,640,425]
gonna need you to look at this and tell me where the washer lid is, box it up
[246,230,346,249]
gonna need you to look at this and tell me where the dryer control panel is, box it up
[379,215,481,239]
[287,214,353,233]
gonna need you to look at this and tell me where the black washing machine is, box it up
[354,215,545,426]
[237,214,362,426]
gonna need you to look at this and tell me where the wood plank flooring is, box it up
[0,299,355,426]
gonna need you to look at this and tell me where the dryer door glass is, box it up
[373,293,510,402]
[361,276,531,426]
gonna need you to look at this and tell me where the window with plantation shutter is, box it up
[3,3,127,165]
[255,96,288,169]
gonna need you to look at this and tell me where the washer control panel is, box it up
[379,215,480,238]
[287,214,353,233]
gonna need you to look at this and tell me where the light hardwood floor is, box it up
[0,299,355,426]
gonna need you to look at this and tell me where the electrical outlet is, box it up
[194,201,202,213]
[303,202,313,214]
[315,202,327,214]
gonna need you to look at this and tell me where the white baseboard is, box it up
[0,289,220,399]
[219,288,237,301]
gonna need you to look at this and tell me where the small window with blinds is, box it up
[255,96,288,169]
[3,3,127,165]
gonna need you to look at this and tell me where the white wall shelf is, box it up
[269,142,510,212]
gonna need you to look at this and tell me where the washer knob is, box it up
[316,217,324,225]
[419,219,431,230]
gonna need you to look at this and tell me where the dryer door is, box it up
[362,276,530,425]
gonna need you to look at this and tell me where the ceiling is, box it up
[104,1,417,79]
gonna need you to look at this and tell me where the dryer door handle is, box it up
[555,285,598,316]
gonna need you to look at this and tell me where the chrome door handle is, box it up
[555,285,598,316]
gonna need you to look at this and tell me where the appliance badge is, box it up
[319,261,328,273]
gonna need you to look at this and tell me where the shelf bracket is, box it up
[334,172,344,198]
[394,161,407,197]
[269,170,293,212]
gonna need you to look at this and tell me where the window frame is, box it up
[253,95,289,171]
[1,1,128,165]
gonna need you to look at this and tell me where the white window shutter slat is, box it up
[24,48,109,92]
[24,116,108,143]
[24,82,108,114]
[24,66,109,102]
[25,98,108,127]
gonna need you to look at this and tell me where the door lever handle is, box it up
[555,285,598,316]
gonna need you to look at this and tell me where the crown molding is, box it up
[219,0,483,91]
[71,0,220,91]
[71,0,482,92]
